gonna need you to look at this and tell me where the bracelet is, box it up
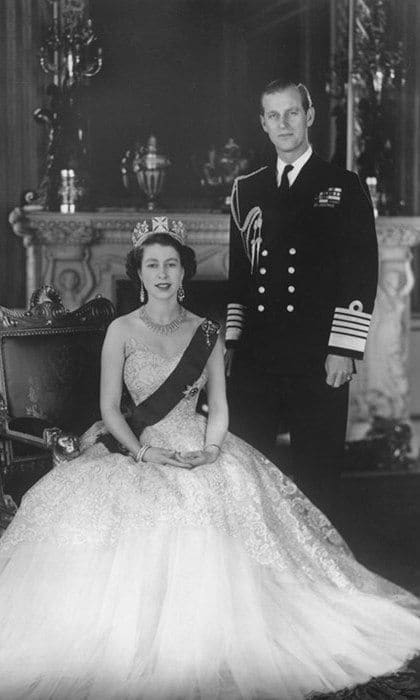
[205,443,221,454]
[134,444,151,463]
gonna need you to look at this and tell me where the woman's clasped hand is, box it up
[176,444,221,467]
[138,445,220,469]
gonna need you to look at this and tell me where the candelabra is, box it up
[32,0,103,211]
[40,0,102,89]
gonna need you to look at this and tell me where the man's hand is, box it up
[224,348,235,378]
[325,354,354,388]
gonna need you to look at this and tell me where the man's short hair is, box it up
[260,80,313,114]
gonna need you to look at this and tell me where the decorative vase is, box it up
[197,138,251,212]
[121,135,171,211]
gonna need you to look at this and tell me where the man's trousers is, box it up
[228,368,349,524]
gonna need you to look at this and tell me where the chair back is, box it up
[0,285,114,499]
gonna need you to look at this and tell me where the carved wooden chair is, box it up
[0,285,115,528]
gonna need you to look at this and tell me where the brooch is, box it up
[183,382,201,400]
[201,319,220,346]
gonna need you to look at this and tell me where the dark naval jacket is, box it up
[226,153,378,374]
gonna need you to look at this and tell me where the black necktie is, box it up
[278,164,294,195]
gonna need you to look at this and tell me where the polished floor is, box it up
[318,471,420,696]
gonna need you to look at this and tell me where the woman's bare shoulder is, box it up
[105,311,139,339]
[185,310,204,323]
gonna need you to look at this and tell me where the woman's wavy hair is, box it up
[125,233,197,296]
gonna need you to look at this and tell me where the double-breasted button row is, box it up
[259,249,268,275]
[287,247,297,312]
[257,250,268,312]
[255,247,297,314]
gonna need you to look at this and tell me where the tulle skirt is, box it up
[0,522,419,700]
[0,421,420,700]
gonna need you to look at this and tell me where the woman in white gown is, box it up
[0,217,419,700]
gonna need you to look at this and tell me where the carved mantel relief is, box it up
[348,218,420,448]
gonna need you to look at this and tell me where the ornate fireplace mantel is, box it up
[9,210,230,310]
[9,209,420,444]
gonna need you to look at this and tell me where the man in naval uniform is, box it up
[225,79,378,520]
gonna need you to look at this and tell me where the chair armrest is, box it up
[1,420,81,465]
[43,428,81,466]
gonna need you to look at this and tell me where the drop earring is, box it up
[177,285,185,303]
[139,281,145,304]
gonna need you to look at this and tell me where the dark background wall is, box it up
[88,0,331,208]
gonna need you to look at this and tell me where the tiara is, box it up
[131,217,187,248]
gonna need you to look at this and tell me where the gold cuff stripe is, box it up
[332,320,369,334]
[334,313,370,327]
[328,332,366,352]
[227,303,246,311]
[333,321,370,333]
[227,305,245,325]
[331,326,368,338]
[225,327,242,340]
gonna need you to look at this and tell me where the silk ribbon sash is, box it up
[98,318,220,453]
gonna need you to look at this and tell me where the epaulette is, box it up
[231,179,263,274]
[231,166,268,231]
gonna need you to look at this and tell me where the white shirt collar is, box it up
[276,145,313,187]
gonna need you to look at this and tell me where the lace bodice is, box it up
[123,337,208,451]
[124,337,207,407]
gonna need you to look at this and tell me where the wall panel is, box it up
[0,0,45,307]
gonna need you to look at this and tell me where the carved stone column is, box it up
[347,217,420,451]
[9,208,100,309]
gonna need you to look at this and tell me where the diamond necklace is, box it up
[138,305,187,335]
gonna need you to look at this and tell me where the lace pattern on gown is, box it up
[0,339,417,608]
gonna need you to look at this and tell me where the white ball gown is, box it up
[0,332,419,700]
